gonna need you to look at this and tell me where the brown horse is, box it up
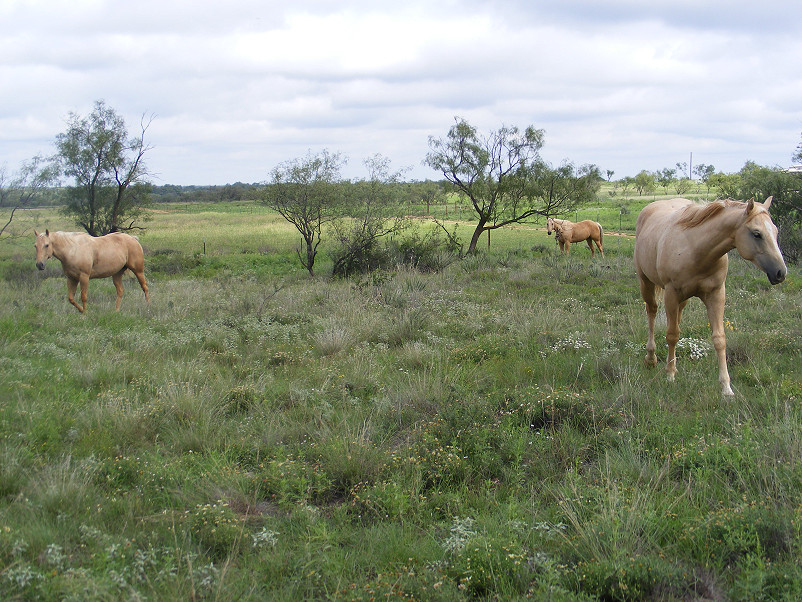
[34,229,150,313]
[634,197,786,396]
[547,217,604,257]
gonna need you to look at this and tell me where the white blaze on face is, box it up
[759,215,784,258]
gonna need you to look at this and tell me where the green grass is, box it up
[1,202,801,600]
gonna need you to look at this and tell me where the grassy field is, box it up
[1,198,801,600]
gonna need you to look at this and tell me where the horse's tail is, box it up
[597,223,603,243]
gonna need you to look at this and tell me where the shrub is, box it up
[330,224,394,277]
[777,216,802,264]
[330,223,457,276]
[730,556,802,601]
[257,453,332,507]
[216,385,260,416]
[571,555,686,601]
[387,227,458,271]
[444,530,531,597]
[185,500,244,559]
[146,249,203,275]
[502,386,622,434]
[682,501,795,570]
[349,479,424,521]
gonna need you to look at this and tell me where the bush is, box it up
[146,249,203,275]
[571,555,686,601]
[730,556,802,601]
[682,501,795,570]
[257,453,332,507]
[445,532,531,597]
[330,223,457,277]
[186,500,244,559]
[777,217,802,265]
[330,229,391,277]
[387,226,459,272]
[0,256,43,283]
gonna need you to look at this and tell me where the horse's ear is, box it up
[34,230,39,237]
[763,196,773,209]
[46,229,50,236]
[746,198,755,214]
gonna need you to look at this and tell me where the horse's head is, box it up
[546,218,554,235]
[34,229,53,270]
[735,197,787,285]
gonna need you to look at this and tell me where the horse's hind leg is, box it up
[112,271,125,311]
[596,237,604,258]
[133,268,150,303]
[78,273,90,313]
[639,278,659,367]
[663,289,685,382]
[586,239,594,256]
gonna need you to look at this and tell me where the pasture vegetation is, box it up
[1,197,801,601]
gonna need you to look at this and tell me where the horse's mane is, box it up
[676,199,744,229]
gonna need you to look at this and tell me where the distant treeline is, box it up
[18,181,453,207]
[152,181,454,205]
[149,183,262,203]
[8,183,263,207]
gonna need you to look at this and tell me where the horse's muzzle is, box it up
[768,269,786,285]
[36,262,45,271]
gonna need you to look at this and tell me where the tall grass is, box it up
[1,203,800,600]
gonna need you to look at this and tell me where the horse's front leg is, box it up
[66,276,84,313]
[702,287,733,396]
[586,239,594,256]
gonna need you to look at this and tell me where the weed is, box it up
[1,203,800,600]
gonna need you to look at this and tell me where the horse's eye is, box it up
[752,231,762,239]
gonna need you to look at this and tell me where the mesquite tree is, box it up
[425,118,599,253]
[263,150,346,276]
[55,100,152,236]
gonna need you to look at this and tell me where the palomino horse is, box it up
[34,229,150,313]
[546,217,604,257]
[634,197,786,396]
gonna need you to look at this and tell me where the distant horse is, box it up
[547,217,604,257]
[634,197,786,396]
[34,229,150,313]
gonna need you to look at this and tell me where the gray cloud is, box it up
[1,0,800,184]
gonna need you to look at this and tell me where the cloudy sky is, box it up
[2,0,801,185]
